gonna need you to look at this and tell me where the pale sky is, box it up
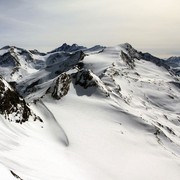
[0,0,180,57]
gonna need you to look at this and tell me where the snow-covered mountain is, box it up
[165,56,180,76]
[166,56,180,67]
[0,43,180,180]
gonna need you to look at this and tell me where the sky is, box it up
[0,0,180,57]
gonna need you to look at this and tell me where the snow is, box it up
[0,44,180,180]
[0,164,16,180]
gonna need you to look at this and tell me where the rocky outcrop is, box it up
[0,77,42,123]
[29,49,46,56]
[47,73,71,100]
[0,46,34,67]
[73,69,109,96]
[166,56,180,67]
[48,43,86,54]
[165,57,180,76]
[120,43,180,77]
[121,43,142,60]
[73,69,97,89]
[0,50,20,67]
[121,50,135,69]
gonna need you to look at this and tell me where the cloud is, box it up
[0,0,180,56]
[0,0,23,7]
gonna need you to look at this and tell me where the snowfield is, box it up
[0,43,180,180]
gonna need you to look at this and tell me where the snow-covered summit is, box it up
[166,56,180,65]
[160,56,180,76]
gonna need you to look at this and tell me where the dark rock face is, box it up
[47,51,86,75]
[165,57,180,76]
[166,57,180,67]
[72,69,110,97]
[0,47,35,67]
[0,77,41,123]
[73,69,97,89]
[47,73,71,100]
[48,43,86,54]
[122,43,142,60]
[10,170,23,180]
[121,43,180,76]
[169,81,180,89]
[141,53,165,66]
[29,49,46,56]
[140,53,180,75]
[46,52,71,66]
[121,43,167,69]
[121,50,135,69]
[0,51,20,67]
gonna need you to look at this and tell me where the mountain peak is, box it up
[0,45,12,50]
[48,43,86,53]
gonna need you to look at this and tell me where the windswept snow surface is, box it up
[0,44,180,180]
[0,163,16,180]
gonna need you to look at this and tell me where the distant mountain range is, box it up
[0,43,180,180]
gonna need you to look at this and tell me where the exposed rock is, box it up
[17,51,86,99]
[100,66,122,95]
[29,49,46,56]
[73,69,109,96]
[76,62,84,70]
[121,43,142,60]
[48,43,86,54]
[47,73,71,100]
[0,77,42,123]
[46,52,71,66]
[120,50,135,69]
[0,50,20,67]
[73,69,97,89]
[166,56,180,67]
[10,170,23,180]
[141,53,165,66]
[121,43,180,77]
[169,81,180,89]
[0,46,34,67]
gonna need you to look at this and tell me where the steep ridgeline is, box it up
[48,43,87,53]
[0,76,42,123]
[48,43,105,54]
[120,43,180,77]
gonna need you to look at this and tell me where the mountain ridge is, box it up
[0,43,179,180]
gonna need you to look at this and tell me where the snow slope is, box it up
[0,43,180,180]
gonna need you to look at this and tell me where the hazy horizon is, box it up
[0,0,180,58]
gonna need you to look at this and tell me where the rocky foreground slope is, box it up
[0,43,179,180]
